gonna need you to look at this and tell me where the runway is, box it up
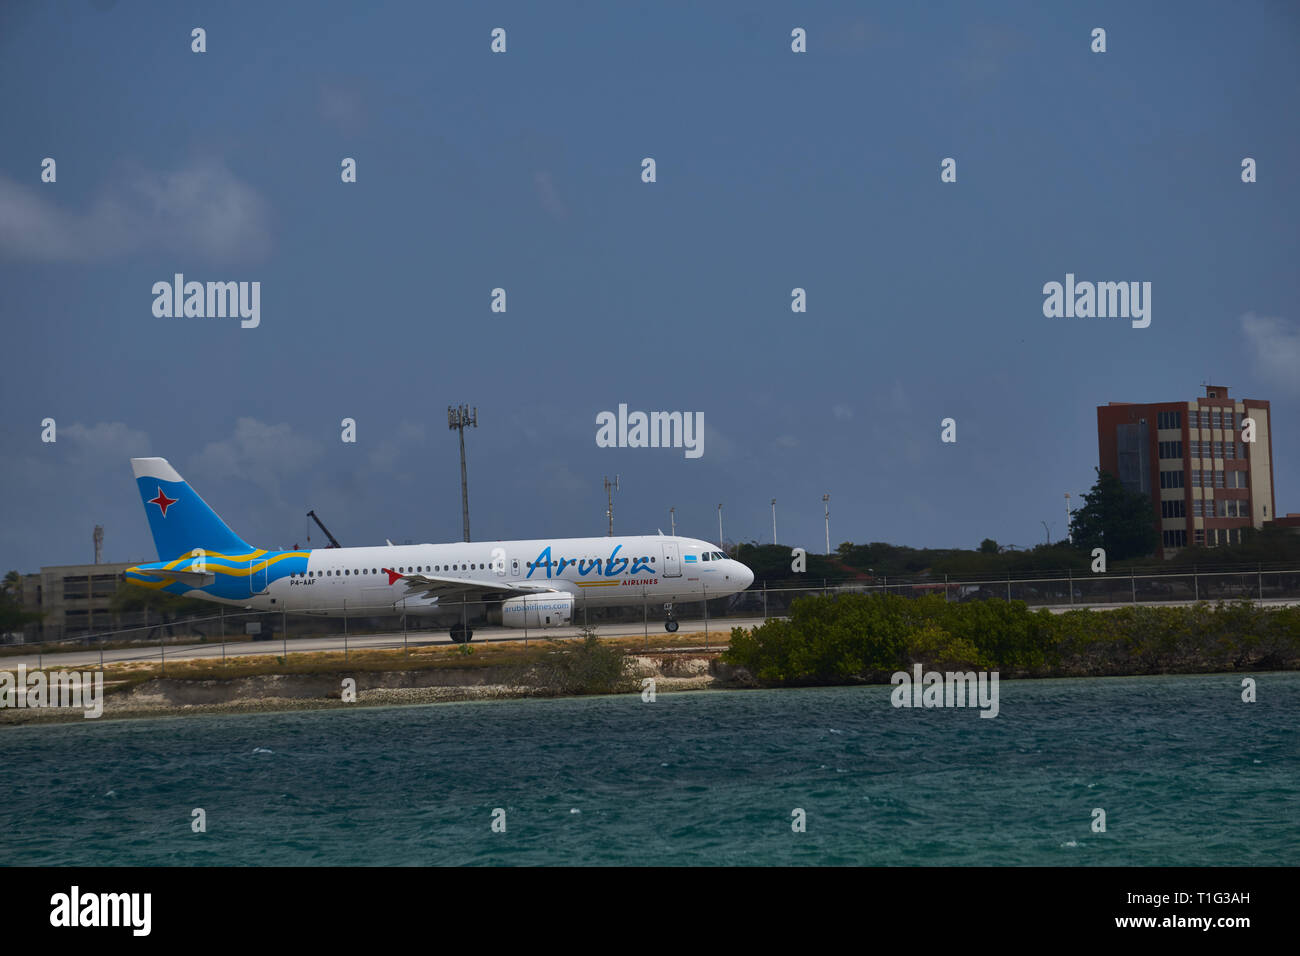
[1,616,768,671]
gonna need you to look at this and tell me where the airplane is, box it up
[124,457,754,642]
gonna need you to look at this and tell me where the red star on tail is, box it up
[383,568,403,586]
[149,486,178,517]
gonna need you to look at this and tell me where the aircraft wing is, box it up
[381,568,562,601]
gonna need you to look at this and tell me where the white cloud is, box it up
[318,84,366,134]
[1240,313,1300,391]
[0,161,271,262]
[533,170,569,221]
[368,422,427,476]
[832,404,854,421]
[189,418,324,500]
[61,421,152,466]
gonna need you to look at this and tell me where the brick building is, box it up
[1097,385,1276,558]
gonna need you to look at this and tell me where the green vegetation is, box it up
[1,570,41,635]
[1070,468,1158,561]
[511,625,638,696]
[723,593,1300,683]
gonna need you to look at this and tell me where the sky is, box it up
[1,0,1297,571]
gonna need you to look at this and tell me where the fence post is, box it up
[643,586,648,651]
[1194,566,1198,601]
[99,646,104,672]
[160,635,165,676]
[220,606,226,666]
[763,580,768,620]
[343,599,348,662]
[402,601,408,657]
[945,573,949,603]
[1131,568,1136,604]
[1069,568,1074,606]
[1258,563,1263,600]
[282,609,287,660]
[703,583,709,650]
[1006,574,1011,602]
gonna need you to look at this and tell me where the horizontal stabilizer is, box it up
[128,567,217,589]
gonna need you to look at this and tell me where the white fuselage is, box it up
[253,535,752,617]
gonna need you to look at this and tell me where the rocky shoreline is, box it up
[0,655,741,726]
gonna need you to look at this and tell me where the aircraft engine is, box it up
[493,593,575,628]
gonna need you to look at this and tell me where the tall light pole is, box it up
[604,475,620,536]
[1064,492,1073,544]
[823,493,830,554]
[771,498,777,545]
[447,405,477,542]
[669,507,675,536]
[1041,520,1052,545]
[717,503,724,547]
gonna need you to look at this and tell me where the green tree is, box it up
[1071,468,1158,561]
[0,571,40,635]
[979,538,999,554]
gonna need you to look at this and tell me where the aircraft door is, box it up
[662,540,682,578]
[250,554,268,594]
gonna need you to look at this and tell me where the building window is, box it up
[1212,440,1223,458]
[1158,440,1183,459]
[1224,411,1235,430]
[1194,529,1205,546]
[1161,529,1187,548]
[1161,499,1186,518]
[1198,410,1211,428]
[1157,410,1182,430]
[1159,470,1185,489]
[1192,500,1203,517]
[1211,410,1222,429]
[1213,471,1224,488]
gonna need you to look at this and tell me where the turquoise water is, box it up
[1,673,1296,865]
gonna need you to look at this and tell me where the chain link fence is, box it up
[4,568,1299,672]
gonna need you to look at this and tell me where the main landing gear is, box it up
[450,624,474,644]
[664,603,679,633]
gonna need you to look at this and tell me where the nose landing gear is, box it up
[664,603,679,633]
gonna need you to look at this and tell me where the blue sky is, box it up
[1,1,1297,570]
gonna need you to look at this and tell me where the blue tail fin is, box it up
[131,457,254,560]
